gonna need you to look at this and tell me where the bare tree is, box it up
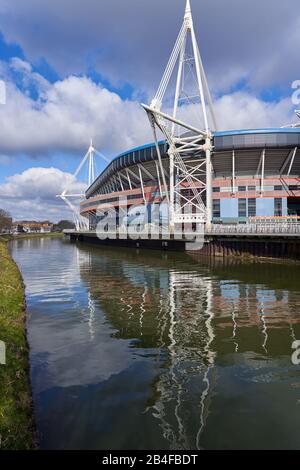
[0,209,12,233]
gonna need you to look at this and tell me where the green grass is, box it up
[12,232,64,241]
[0,239,37,449]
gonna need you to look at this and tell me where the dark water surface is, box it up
[11,237,300,450]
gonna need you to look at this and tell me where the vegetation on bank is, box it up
[1,232,64,242]
[0,238,36,449]
[14,232,64,240]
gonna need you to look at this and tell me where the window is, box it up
[213,187,220,193]
[128,193,143,200]
[248,198,256,217]
[274,198,282,217]
[288,185,300,191]
[274,185,282,191]
[248,186,256,191]
[220,186,231,192]
[238,186,246,192]
[213,199,220,218]
[238,198,247,217]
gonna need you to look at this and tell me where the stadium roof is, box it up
[86,127,300,198]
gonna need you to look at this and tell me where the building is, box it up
[13,221,54,233]
[79,1,300,233]
[80,128,300,228]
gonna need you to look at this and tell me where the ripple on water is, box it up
[11,238,300,450]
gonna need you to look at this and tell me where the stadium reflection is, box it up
[11,239,300,449]
[78,245,300,450]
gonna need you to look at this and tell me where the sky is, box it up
[0,0,299,222]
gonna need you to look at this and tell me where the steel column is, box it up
[169,151,175,233]
[206,138,212,228]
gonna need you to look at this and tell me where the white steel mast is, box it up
[58,140,110,231]
[142,0,217,231]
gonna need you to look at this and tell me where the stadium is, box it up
[80,129,300,227]
[78,1,300,235]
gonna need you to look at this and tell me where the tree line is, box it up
[0,208,75,232]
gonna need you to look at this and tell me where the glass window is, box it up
[220,187,231,192]
[238,186,246,192]
[213,199,220,218]
[248,186,256,191]
[274,185,282,191]
[274,198,282,216]
[248,198,256,217]
[238,198,247,217]
[213,187,220,193]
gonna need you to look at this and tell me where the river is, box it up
[11,237,300,450]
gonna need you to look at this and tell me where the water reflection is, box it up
[11,239,300,449]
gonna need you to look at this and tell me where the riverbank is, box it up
[1,232,64,242]
[0,237,36,449]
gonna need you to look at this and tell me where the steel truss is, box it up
[58,139,109,231]
[282,110,300,128]
[142,0,217,229]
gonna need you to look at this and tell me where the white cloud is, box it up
[215,93,295,130]
[0,0,299,94]
[0,56,297,164]
[0,62,152,157]
[0,167,84,199]
[169,92,295,131]
[0,167,86,222]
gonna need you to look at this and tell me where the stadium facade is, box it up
[81,128,300,228]
[80,2,300,233]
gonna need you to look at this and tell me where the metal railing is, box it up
[208,223,300,235]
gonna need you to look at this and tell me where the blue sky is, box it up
[0,0,299,221]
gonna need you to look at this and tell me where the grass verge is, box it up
[0,238,37,449]
[9,232,64,241]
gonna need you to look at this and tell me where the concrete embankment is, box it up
[200,234,300,260]
[67,231,300,260]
